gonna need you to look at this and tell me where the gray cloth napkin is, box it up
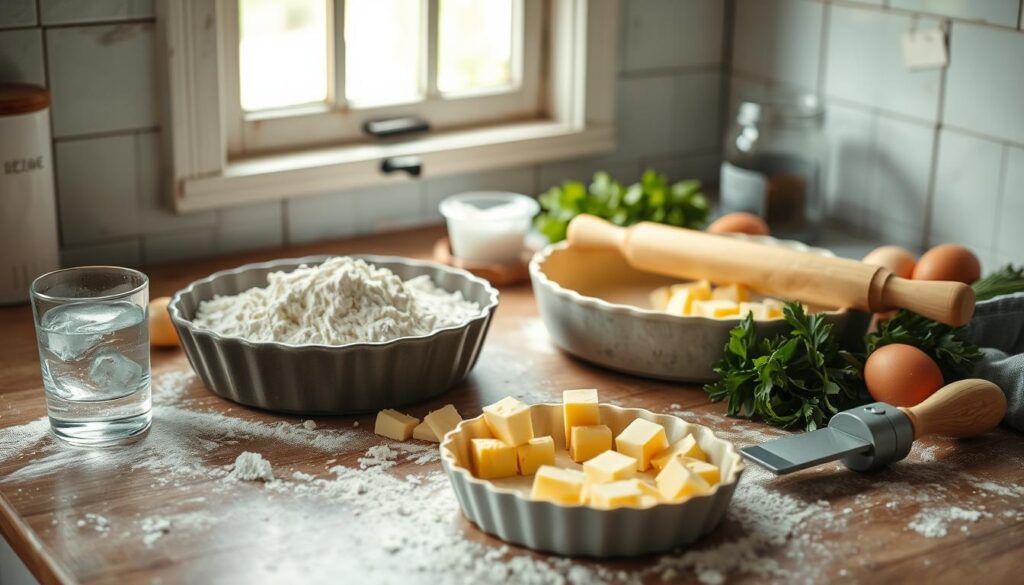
[964,292,1024,432]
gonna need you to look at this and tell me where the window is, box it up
[160,0,617,211]
[226,0,543,155]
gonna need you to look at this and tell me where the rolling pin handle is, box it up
[566,214,629,252]
[878,276,975,327]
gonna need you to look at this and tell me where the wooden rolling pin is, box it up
[566,214,975,326]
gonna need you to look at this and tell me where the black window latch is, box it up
[380,156,422,177]
[363,116,430,138]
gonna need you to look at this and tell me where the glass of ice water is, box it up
[30,266,152,446]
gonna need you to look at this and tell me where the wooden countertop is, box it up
[1,226,1022,584]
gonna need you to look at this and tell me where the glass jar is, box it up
[720,93,826,243]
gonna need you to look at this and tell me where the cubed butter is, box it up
[651,434,708,470]
[665,280,712,316]
[570,424,612,463]
[762,297,786,319]
[412,420,438,442]
[588,480,643,509]
[374,409,419,441]
[562,388,600,447]
[711,283,751,303]
[424,404,462,442]
[738,301,769,320]
[649,286,672,311]
[679,456,720,486]
[516,436,555,476]
[483,396,534,446]
[691,299,740,319]
[470,438,518,480]
[656,455,711,501]
[583,450,637,483]
[615,418,669,471]
[635,479,663,501]
[530,465,586,504]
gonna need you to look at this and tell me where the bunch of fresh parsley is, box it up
[704,302,866,431]
[972,264,1024,302]
[533,169,709,243]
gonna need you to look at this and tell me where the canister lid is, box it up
[0,84,50,116]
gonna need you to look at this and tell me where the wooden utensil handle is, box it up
[898,379,1006,439]
[565,215,974,326]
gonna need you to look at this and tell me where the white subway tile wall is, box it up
[731,0,1024,265]
[7,0,1023,267]
[0,0,725,267]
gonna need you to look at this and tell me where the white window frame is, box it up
[158,0,618,212]
[225,0,545,156]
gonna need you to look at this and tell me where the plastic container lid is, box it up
[0,84,50,116]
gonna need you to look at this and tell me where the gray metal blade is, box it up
[740,428,872,474]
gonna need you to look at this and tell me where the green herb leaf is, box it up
[534,169,709,242]
[972,264,1024,301]
[704,302,867,431]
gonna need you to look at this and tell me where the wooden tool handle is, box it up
[565,215,974,326]
[898,379,1006,439]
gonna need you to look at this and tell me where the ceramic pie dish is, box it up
[530,237,867,382]
[167,255,499,414]
[440,403,744,557]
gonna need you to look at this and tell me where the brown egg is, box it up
[707,212,770,236]
[864,344,943,407]
[862,245,917,279]
[149,296,180,348]
[912,244,981,284]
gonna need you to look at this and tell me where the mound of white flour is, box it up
[192,257,481,345]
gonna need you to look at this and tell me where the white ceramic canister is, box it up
[0,84,60,304]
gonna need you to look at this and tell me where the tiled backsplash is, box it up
[730,0,1024,269]
[2,0,1021,268]
[0,0,725,267]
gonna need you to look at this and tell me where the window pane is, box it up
[345,0,423,107]
[437,0,515,95]
[239,0,329,112]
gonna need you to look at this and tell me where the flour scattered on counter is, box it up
[908,506,985,538]
[191,257,481,345]
[303,420,317,431]
[230,452,274,481]
[0,416,49,463]
[141,516,171,547]
[971,480,1024,498]
[358,445,398,469]
[151,369,196,404]
[79,513,110,533]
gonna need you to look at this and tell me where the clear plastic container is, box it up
[439,192,539,264]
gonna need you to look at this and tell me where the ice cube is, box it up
[89,348,143,397]
[45,331,103,361]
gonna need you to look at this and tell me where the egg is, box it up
[149,296,180,348]
[864,344,943,407]
[912,244,981,284]
[707,212,770,236]
[862,246,916,279]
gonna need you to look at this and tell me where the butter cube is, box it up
[374,409,419,441]
[470,438,518,480]
[738,301,769,320]
[762,298,786,319]
[588,480,643,509]
[691,299,740,319]
[530,465,586,504]
[656,455,711,501]
[516,436,555,476]
[483,396,534,446]
[679,456,721,486]
[651,435,708,470]
[412,420,438,442]
[711,283,751,303]
[562,388,600,447]
[615,418,669,471]
[570,425,612,463]
[635,479,663,501]
[665,280,712,316]
[583,450,637,483]
[649,286,672,311]
[424,404,462,442]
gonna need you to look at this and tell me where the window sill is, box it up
[176,120,615,212]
